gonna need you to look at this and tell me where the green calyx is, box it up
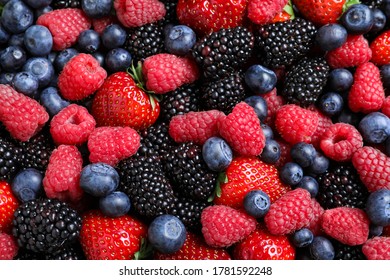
[283,0,295,20]
[207,172,228,202]
[133,238,154,260]
[342,0,361,13]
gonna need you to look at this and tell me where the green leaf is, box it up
[207,172,227,202]
[283,0,295,20]
[133,238,154,260]
[150,95,157,111]
[342,0,360,13]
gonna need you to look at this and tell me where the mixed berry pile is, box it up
[1,0,390,261]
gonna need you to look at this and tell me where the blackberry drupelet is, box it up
[254,18,317,69]
[282,56,330,107]
[51,0,81,9]
[360,0,383,8]
[163,142,218,201]
[162,1,179,25]
[316,163,369,210]
[0,136,22,182]
[45,243,85,260]
[332,239,366,260]
[160,83,201,122]
[116,155,176,219]
[12,198,82,254]
[201,71,247,114]
[191,26,254,81]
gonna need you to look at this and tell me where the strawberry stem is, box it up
[283,0,295,20]
[133,238,154,260]
[207,172,227,202]
[342,0,360,13]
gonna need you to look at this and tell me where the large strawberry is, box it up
[0,181,19,234]
[176,0,249,35]
[80,210,147,260]
[91,70,160,131]
[370,30,390,66]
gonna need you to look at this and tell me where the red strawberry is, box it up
[271,6,294,23]
[155,231,231,260]
[362,237,390,260]
[321,207,370,246]
[80,210,147,260]
[348,62,385,114]
[213,156,291,208]
[247,0,288,25]
[233,224,295,260]
[370,30,390,66]
[176,0,248,35]
[352,146,390,192]
[91,71,160,131]
[201,205,257,248]
[382,96,390,118]
[114,0,166,28]
[0,181,19,233]
[36,8,91,51]
[0,232,18,260]
[142,54,200,94]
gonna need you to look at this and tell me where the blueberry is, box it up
[11,71,39,97]
[40,87,70,116]
[369,224,383,237]
[318,92,344,116]
[327,68,354,92]
[23,0,52,8]
[336,108,363,127]
[79,163,120,197]
[99,191,131,218]
[0,45,27,71]
[358,112,390,144]
[260,139,281,164]
[280,162,304,185]
[101,24,127,49]
[365,189,390,226]
[34,5,53,18]
[290,142,316,168]
[244,64,277,95]
[8,33,25,47]
[261,123,274,140]
[23,57,55,88]
[381,64,390,90]
[77,29,100,53]
[1,0,34,34]
[92,51,105,67]
[24,25,53,56]
[81,0,112,18]
[315,23,348,51]
[307,152,329,175]
[295,176,319,198]
[54,48,79,72]
[202,137,233,172]
[340,4,374,35]
[243,190,271,218]
[104,48,132,73]
[0,23,10,45]
[310,236,335,260]
[292,228,314,248]
[370,8,387,33]
[164,25,196,56]
[0,72,15,85]
[11,168,43,202]
[148,214,186,254]
[244,95,268,122]
[386,137,390,157]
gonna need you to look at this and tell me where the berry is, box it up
[247,0,287,25]
[1,0,34,34]
[53,48,79,72]
[170,196,210,231]
[362,236,390,260]
[243,190,271,219]
[0,137,22,181]
[40,87,70,117]
[263,88,285,128]
[52,0,82,9]
[308,151,330,175]
[261,123,274,140]
[101,24,126,49]
[99,191,131,218]
[244,96,268,123]
[23,25,53,56]
[293,228,314,248]
[80,163,119,197]
[0,232,18,260]
[381,64,390,89]
[296,176,319,198]
[0,46,27,72]
[340,4,374,35]
[260,139,281,164]
[0,181,19,233]
[164,25,196,56]
[23,57,55,88]
[370,30,390,66]
[370,8,387,33]
[358,112,390,144]
[11,168,43,203]
[332,239,366,260]
[81,0,112,18]
[104,48,132,73]
[293,0,346,26]
[77,29,100,53]
[307,198,325,236]
[310,236,335,260]
[327,68,354,92]
[365,189,390,226]
[318,92,344,117]
[280,162,304,186]
[290,142,316,168]
[202,137,233,172]
[244,65,277,95]
[382,96,390,118]
[11,72,39,98]
[315,23,348,51]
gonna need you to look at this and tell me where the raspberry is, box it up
[362,237,390,260]
[88,126,140,166]
[321,207,370,246]
[201,205,257,248]
[169,110,226,145]
[264,188,314,235]
[142,54,200,94]
[309,107,333,149]
[275,104,319,145]
[352,146,390,192]
[325,35,372,69]
[382,96,390,118]
[348,62,385,114]
[43,145,84,203]
[50,104,96,146]
[307,198,325,236]
[319,123,363,162]
[218,102,265,156]
[0,232,18,260]
[114,0,166,28]
[36,8,91,51]
[247,0,288,25]
[262,88,285,129]
[0,84,49,142]
[274,138,292,169]
[92,16,118,34]
[58,54,107,101]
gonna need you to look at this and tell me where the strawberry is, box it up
[91,71,160,131]
[0,181,19,233]
[80,210,147,260]
[176,0,249,35]
[370,30,390,66]
[213,156,291,208]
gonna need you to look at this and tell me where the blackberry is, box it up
[162,1,179,25]
[0,136,22,182]
[45,243,85,260]
[51,0,81,9]
[201,71,247,114]
[160,83,201,122]
[332,239,366,260]
[360,0,383,8]
[14,248,44,260]
[163,142,218,201]
[316,163,369,210]
[191,26,254,81]
[116,155,176,219]
[282,56,329,107]
[12,198,82,254]
[254,18,317,69]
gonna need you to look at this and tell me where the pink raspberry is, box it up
[88,126,140,166]
[321,207,370,246]
[382,96,390,118]
[58,53,107,101]
[50,104,96,146]
[274,138,292,169]
[247,0,288,25]
[309,107,333,149]
[362,237,390,260]
[264,188,314,235]
[319,123,363,162]
[0,84,49,142]
[201,205,257,248]
[92,16,118,34]
[219,102,265,157]
[169,110,226,145]
[0,232,18,260]
[36,8,91,51]
[307,198,325,236]
[142,54,200,94]
[352,146,390,192]
[43,145,84,203]
[262,88,285,129]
